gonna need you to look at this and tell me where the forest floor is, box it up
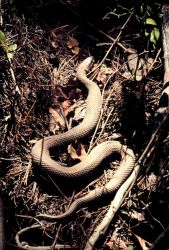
[0,1,169,250]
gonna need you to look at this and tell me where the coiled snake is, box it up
[32,57,136,221]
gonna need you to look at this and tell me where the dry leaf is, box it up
[68,143,87,161]
[73,101,86,121]
[121,209,145,221]
[49,100,75,133]
[129,210,145,221]
[105,235,128,249]
[71,46,80,55]
[123,54,154,81]
[134,233,151,250]
[49,107,65,133]
[127,53,139,72]
[52,67,59,83]
[96,66,114,84]
[67,36,79,48]
[51,41,58,48]
[67,36,80,55]
[50,31,58,48]
[105,241,114,249]
[138,173,158,192]
[62,100,73,114]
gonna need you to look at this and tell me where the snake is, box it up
[32,57,136,221]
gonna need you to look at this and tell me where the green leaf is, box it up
[150,30,156,44]
[126,246,134,250]
[149,27,160,45]
[7,52,13,59]
[154,27,160,41]
[101,63,107,68]
[112,247,119,250]
[0,30,6,43]
[158,13,163,19]
[146,18,157,26]
[0,30,8,51]
[145,30,149,37]
[8,44,17,52]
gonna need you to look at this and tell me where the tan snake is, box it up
[32,57,136,221]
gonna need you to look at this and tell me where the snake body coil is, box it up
[32,57,135,221]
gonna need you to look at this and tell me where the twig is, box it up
[22,158,32,186]
[94,106,114,144]
[0,0,3,26]
[51,224,62,250]
[147,48,161,74]
[8,59,21,96]
[22,100,36,122]
[47,174,69,201]
[162,4,169,84]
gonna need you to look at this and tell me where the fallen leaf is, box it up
[129,210,145,221]
[105,234,129,249]
[123,54,154,81]
[96,66,114,84]
[51,41,58,48]
[52,67,60,83]
[68,143,87,161]
[105,240,127,250]
[105,241,119,249]
[62,100,74,115]
[50,31,58,48]
[73,101,86,121]
[121,209,145,221]
[49,100,75,133]
[67,36,80,55]
[49,107,65,133]
[138,173,158,192]
[71,46,80,55]
[67,36,79,48]
[127,53,139,73]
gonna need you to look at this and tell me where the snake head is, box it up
[77,56,94,78]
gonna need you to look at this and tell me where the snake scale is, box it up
[32,57,136,221]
